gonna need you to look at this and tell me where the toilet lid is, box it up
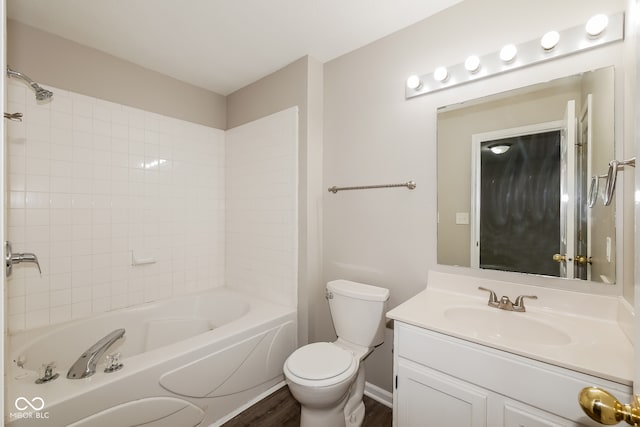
[286,342,354,381]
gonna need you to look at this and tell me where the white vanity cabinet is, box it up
[392,322,632,427]
[396,357,488,427]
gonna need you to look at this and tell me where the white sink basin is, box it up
[444,306,571,346]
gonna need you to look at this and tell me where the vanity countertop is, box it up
[386,271,633,386]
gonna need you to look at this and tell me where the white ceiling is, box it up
[7,0,462,95]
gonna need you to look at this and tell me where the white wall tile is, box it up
[5,86,225,331]
[225,107,298,308]
[25,309,50,329]
[6,86,298,332]
[50,305,72,324]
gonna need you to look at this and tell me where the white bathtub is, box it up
[5,288,297,427]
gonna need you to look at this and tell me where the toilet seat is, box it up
[285,342,358,388]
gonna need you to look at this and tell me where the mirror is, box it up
[437,67,615,284]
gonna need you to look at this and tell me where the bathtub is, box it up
[5,287,297,427]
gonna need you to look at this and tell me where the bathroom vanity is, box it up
[386,271,633,427]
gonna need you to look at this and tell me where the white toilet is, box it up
[284,279,390,427]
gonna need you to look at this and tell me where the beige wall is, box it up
[7,20,226,128]
[227,56,325,348]
[582,68,617,283]
[323,0,628,393]
[227,57,307,129]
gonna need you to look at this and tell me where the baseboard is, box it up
[364,381,393,408]
[209,381,287,427]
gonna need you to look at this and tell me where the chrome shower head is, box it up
[7,67,53,102]
[34,86,53,101]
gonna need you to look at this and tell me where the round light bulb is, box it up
[464,55,481,73]
[406,75,422,90]
[490,145,510,155]
[433,66,448,82]
[586,14,608,37]
[499,44,517,62]
[541,31,560,50]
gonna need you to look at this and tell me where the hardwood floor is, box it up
[222,385,393,426]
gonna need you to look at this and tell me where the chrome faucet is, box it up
[5,241,41,277]
[498,295,514,311]
[478,287,537,312]
[67,328,125,379]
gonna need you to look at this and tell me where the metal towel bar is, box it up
[328,180,416,194]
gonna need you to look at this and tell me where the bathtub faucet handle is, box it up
[104,352,123,373]
[36,361,59,384]
[5,241,41,277]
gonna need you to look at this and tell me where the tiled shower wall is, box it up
[6,82,226,332]
[225,107,298,308]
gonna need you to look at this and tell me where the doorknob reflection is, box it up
[575,255,593,265]
[553,253,592,265]
[578,387,640,425]
[552,253,572,263]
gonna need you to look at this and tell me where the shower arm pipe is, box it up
[603,157,636,206]
[7,67,39,89]
[6,66,53,101]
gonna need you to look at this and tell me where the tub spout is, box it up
[67,328,125,379]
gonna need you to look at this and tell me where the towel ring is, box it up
[587,174,607,208]
[603,158,635,206]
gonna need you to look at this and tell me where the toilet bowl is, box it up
[284,280,389,427]
[284,342,360,426]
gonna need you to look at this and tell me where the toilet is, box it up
[284,279,390,427]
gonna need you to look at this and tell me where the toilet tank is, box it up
[327,280,390,348]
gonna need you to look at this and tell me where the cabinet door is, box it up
[396,358,488,427]
[503,401,578,427]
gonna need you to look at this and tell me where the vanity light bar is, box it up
[405,12,624,99]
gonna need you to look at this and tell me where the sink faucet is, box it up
[498,295,514,310]
[478,287,537,312]
[67,328,125,379]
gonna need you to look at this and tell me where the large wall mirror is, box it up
[437,67,615,284]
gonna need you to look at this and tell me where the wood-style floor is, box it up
[222,385,392,426]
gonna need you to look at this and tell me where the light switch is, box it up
[456,212,469,225]
[606,237,611,262]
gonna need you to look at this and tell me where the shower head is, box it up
[6,67,53,101]
[34,86,54,101]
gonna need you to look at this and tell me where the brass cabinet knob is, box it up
[553,253,568,263]
[579,387,640,425]
[575,255,593,265]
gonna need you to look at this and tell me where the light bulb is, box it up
[490,145,510,155]
[434,66,448,82]
[586,14,608,37]
[541,31,560,50]
[464,55,481,73]
[406,75,422,90]
[499,44,517,62]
